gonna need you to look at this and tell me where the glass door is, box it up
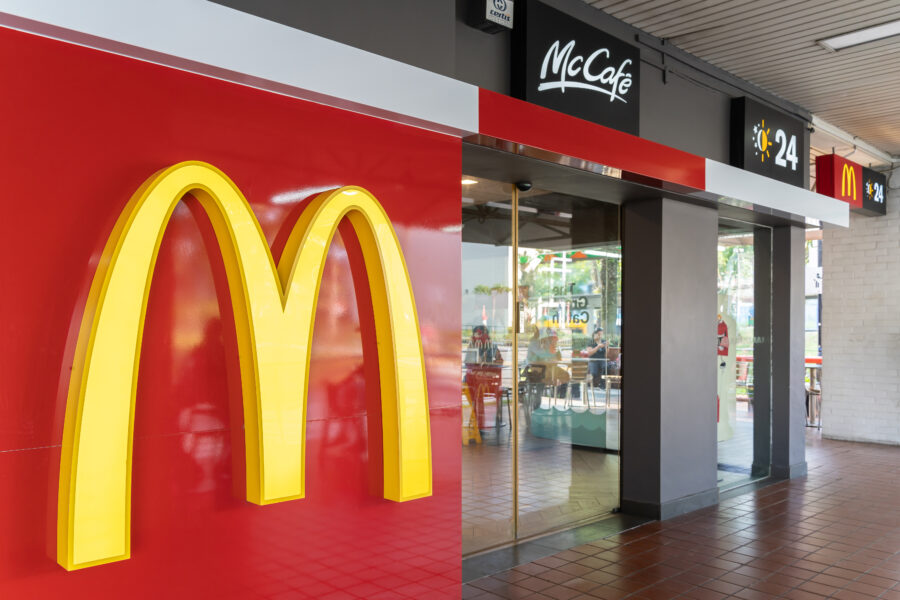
[461,177,515,554]
[461,177,623,555]
[515,188,621,537]
[716,219,771,488]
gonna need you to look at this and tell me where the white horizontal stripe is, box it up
[0,0,479,135]
[705,159,848,227]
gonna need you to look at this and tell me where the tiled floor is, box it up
[463,430,900,599]
[463,392,621,554]
[717,402,757,488]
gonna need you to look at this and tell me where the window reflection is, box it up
[515,189,621,538]
[461,179,623,552]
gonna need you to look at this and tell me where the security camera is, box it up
[515,181,533,192]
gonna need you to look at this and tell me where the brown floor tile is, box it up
[537,570,580,585]
[556,563,596,578]
[464,434,900,600]
[732,588,779,600]
[749,579,793,596]
[535,557,571,570]
[797,579,841,596]
[699,579,742,596]
[843,580,887,597]
[720,572,759,587]
[540,585,583,600]
[561,578,601,594]
[733,565,774,580]
[855,573,895,590]
[516,576,559,593]
[680,587,729,600]
[831,590,881,600]
[776,566,819,581]
[822,566,862,580]
[575,557,614,570]
[581,585,632,600]
[580,570,618,585]
[781,589,827,600]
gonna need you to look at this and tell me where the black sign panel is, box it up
[730,97,807,188]
[860,167,887,216]
[512,0,640,134]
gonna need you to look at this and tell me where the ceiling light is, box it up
[818,19,900,51]
[461,178,478,185]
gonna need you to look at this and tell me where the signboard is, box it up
[57,162,433,571]
[861,166,887,216]
[815,154,886,216]
[467,0,514,33]
[730,97,807,188]
[512,0,640,134]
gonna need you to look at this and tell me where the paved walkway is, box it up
[463,432,900,600]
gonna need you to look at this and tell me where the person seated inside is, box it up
[580,326,607,387]
[526,327,569,397]
[464,325,503,428]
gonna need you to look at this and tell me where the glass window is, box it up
[516,189,620,537]
[716,221,770,488]
[461,177,515,554]
[461,179,622,552]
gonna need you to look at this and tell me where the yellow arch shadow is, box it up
[57,162,432,571]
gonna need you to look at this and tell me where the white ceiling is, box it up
[583,0,900,161]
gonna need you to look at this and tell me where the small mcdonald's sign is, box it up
[816,154,862,209]
[815,154,886,216]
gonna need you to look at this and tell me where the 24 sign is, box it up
[731,97,807,188]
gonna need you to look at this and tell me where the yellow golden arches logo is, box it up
[57,161,432,571]
[842,163,857,200]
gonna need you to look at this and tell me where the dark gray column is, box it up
[752,228,772,478]
[771,225,807,478]
[621,198,719,519]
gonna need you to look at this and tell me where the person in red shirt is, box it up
[717,313,729,368]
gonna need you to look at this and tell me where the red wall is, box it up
[0,28,461,599]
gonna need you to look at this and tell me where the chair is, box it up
[806,366,822,428]
[736,360,752,408]
[568,359,595,407]
[461,384,482,445]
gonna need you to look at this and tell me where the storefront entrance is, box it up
[716,219,773,489]
[461,176,622,554]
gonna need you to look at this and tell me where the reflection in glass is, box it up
[461,177,515,554]
[461,179,623,551]
[515,189,620,538]
[716,221,769,488]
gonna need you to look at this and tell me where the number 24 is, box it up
[774,129,798,171]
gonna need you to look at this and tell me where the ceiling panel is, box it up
[584,0,900,156]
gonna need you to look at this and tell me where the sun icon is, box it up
[752,119,772,162]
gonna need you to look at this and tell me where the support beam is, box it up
[621,198,718,519]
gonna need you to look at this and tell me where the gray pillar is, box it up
[621,198,718,519]
[752,228,772,478]
[771,225,807,478]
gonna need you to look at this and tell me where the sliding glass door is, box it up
[462,177,621,554]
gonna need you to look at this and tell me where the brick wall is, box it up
[822,180,900,445]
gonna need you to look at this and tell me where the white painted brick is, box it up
[822,184,900,444]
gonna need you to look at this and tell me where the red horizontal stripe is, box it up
[479,89,705,191]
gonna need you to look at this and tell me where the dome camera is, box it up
[515,181,533,192]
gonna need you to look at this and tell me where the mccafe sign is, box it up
[512,0,640,134]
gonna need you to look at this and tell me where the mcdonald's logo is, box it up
[842,163,857,201]
[57,162,432,571]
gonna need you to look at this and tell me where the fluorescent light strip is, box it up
[819,19,900,51]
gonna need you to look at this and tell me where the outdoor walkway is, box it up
[463,432,900,600]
